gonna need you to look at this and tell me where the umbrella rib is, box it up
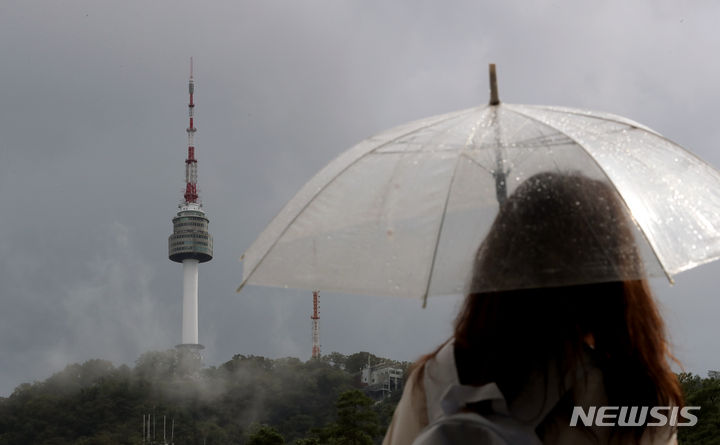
[528,105,706,156]
[238,108,478,293]
[538,106,720,182]
[459,152,494,175]
[421,116,490,307]
[504,105,673,283]
[529,105,659,135]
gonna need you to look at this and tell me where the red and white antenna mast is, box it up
[311,291,320,359]
[184,56,198,204]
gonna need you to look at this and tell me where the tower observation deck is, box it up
[169,207,213,263]
[168,58,213,351]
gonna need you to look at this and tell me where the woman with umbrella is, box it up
[239,66,720,443]
[382,172,683,444]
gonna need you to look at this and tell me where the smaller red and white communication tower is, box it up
[311,291,320,359]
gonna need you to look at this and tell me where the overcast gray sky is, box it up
[1,0,720,396]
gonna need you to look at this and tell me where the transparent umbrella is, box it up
[238,65,720,305]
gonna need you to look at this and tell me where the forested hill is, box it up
[2,350,720,445]
[0,349,410,445]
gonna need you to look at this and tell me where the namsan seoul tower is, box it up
[168,57,213,351]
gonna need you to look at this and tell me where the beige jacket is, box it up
[383,342,677,445]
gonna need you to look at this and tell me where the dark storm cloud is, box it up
[1,0,719,395]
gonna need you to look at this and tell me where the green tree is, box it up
[678,373,720,444]
[134,350,181,381]
[374,388,402,434]
[322,352,347,369]
[247,423,285,445]
[321,390,380,445]
[344,352,377,374]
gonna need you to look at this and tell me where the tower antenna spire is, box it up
[184,57,198,204]
[169,58,213,353]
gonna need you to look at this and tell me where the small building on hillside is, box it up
[361,362,403,400]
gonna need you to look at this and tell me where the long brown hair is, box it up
[415,172,682,441]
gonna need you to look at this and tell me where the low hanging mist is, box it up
[0,349,410,444]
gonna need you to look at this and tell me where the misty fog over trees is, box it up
[1,351,719,444]
[0,350,408,444]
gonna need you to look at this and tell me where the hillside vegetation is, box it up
[1,351,719,444]
[0,350,408,445]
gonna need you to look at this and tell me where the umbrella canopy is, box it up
[238,66,720,304]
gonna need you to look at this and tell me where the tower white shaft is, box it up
[182,259,200,345]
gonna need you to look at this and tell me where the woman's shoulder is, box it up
[421,341,461,421]
[382,366,428,445]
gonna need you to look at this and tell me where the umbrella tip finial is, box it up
[489,63,500,106]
